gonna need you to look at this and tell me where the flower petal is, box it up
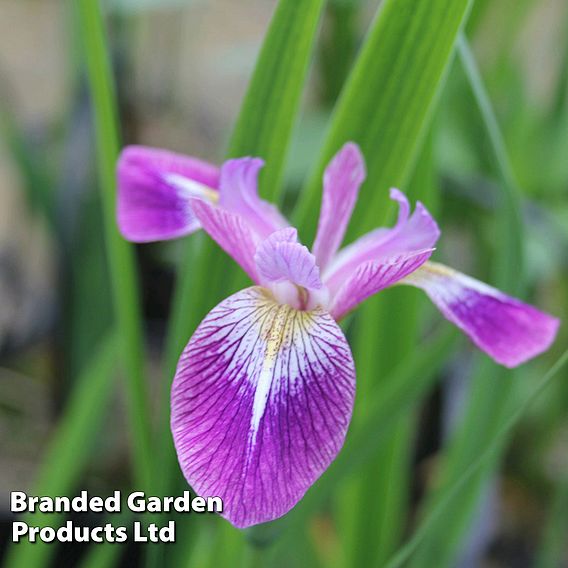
[190,199,260,283]
[313,143,366,270]
[330,249,435,320]
[255,228,322,290]
[324,189,440,294]
[219,158,289,238]
[116,145,220,242]
[403,262,560,367]
[171,287,355,528]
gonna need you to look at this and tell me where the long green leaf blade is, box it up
[227,0,325,201]
[76,0,153,489]
[295,0,474,239]
[5,333,117,568]
[387,348,568,568]
[408,35,527,567]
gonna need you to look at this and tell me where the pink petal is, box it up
[116,145,220,242]
[313,143,366,270]
[219,158,289,239]
[190,199,260,283]
[403,262,560,368]
[255,228,323,290]
[324,188,440,295]
[330,249,435,320]
[171,287,355,528]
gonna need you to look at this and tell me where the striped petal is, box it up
[171,287,355,528]
[403,262,560,368]
[330,249,434,320]
[219,158,289,239]
[255,228,322,290]
[117,145,219,242]
[313,143,366,270]
[324,188,440,294]
[190,199,260,283]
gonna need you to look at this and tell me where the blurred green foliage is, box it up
[1,0,567,567]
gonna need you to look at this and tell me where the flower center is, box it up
[268,281,330,312]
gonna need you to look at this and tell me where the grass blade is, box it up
[5,333,117,568]
[227,0,325,201]
[386,349,568,568]
[535,479,568,568]
[338,135,440,566]
[457,35,524,288]
[294,0,474,239]
[291,0,473,559]
[407,35,527,567]
[0,79,55,231]
[76,0,153,489]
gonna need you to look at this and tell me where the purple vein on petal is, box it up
[313,142,366,271]
[255,228,323,290]
[116,145,219,242]
[171,287,355,528]
[323,188,440,294]
[403,262,560,367]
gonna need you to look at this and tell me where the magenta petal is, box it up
[191,199,260,283]
[255,228,322,290]
[330,249,434,320]
[171,287,355,528]
[324,188,440,294]
[313,143,366,270]
[403,262,560,367]
[116,145,220,242]
[219,158,289,238]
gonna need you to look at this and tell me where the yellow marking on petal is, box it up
[164,173,219,203]
[403,260,455,285]
[248,290,322,446]
[250,303,291,441]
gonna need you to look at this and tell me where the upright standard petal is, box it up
[171,287,355,528]
[313,143,366,270]
[255,228,323,291]
[323,189,440,294]
[117,145,220,242]
[330,249,435,320]
[403,262,560,368]
[190,199,260,283]
[219,158,289,239]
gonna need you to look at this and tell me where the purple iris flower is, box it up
[117,142,559,528]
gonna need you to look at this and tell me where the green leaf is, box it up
[294,0,475,240]
[227,0,326,202]
[76,0,153,489]
[335,133,438,566]
[536,479,568,568]
[5,333,117,568]
[405,36,527,567]
[387,348,568,568]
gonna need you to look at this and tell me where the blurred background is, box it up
[0,0,567,567]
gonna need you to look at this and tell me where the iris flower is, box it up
[117,142,559,528]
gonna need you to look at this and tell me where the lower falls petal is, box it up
[171,287,356,528]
